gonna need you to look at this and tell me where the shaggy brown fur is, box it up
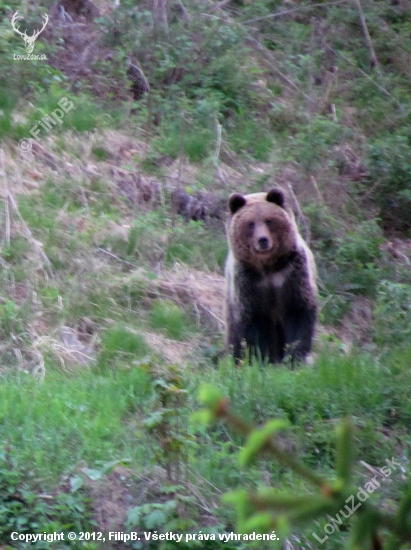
[225,188,317,364]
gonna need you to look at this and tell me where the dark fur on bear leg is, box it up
[228,314,287,365]
[282,304,317,365]
[244,317,285,364]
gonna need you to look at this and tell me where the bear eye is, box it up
[265,219,274,227]
[247,221,255,230]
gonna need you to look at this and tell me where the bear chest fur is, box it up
[231,250,314,314]
[234,263,291,313]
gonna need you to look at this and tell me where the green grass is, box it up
[3,1,411,540]
[204,351,392,424]
[149,299,193,340]
[0,341,410,545]
[100,212,227,272]
[192,348,411,476]
[164,221,227,272]
[228,114,273,161]
[151,117,215,162]
[0,366,151,482]
[99,323,151,366]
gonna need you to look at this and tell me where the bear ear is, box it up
[229,193,246,214]
[266,188,285,208]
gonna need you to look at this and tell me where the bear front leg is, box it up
[282,305,317,362]
[226,304,246,362]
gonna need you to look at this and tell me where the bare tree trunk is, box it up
[352,0,380,72]
[153,0,168,32]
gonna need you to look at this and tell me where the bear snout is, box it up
[257,236,270,250]
[254,232,273,252]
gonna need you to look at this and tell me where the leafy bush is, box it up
[365,133,411,233]
[288,116,348,173]
[152,112,215,162]
[334,220,385,296]
[0,299,24,338]
[0,445,93,547]
[229,111,273,161]
[374,280,411,348]
[307,209,388,323]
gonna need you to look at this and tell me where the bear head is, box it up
[227,188,298,271]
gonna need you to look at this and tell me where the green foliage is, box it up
[365,133,411,232]
[98,0,270,162]
[143,364,194,483]
[196,349,411,468]
[198,386,411,548]
[91,145,111,160]
[333,220,386,296]
[149,300,193,340]
[288,116,347,173]
[151,108,215,162]
[101,211,166,265]
[306,203,389,323]
[0,368,151,480]
[62,96,109,133]
[238,420,290,467]
[0,86,19,138]
[0,445,93,547]
[0,6,67,140]
[228,112,273,161]
[103,211,226,272]
[164,220,227,272]
[25,90,115,137]
[374,280,411,348]
[1,235,29,263]
[3,0,411,543]
[99,324,150,366]
[0,299,24,337]
[126,499,180,532]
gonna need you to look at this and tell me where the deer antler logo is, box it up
[11,11,49,54]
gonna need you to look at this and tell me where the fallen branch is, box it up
[242,0,348,25]
[329,47,400,105]
[4,190,10,247]
[210,0,233,12]
[1,149,51,274]
[247,35,311,101]
[96,247,140,269]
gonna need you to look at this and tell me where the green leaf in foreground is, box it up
[238,419,290,466]
[335,417,355,485]
[197,384,229,419]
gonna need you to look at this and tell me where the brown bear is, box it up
[225,188,317,364]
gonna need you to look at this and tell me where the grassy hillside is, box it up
[1,0,411,548]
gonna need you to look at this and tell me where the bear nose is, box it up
[258,237,269,250]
